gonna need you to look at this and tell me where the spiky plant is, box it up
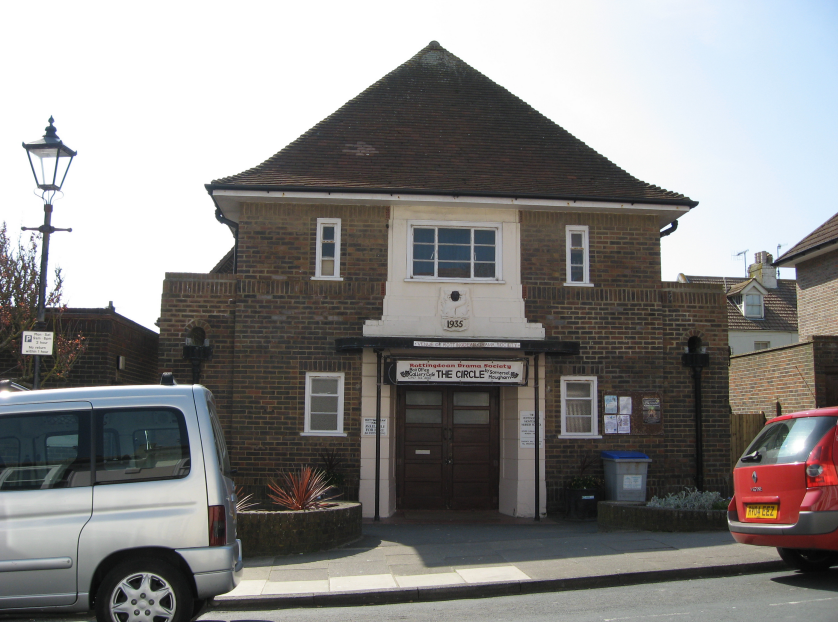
[234,485,258,512]
[267,466,337,511]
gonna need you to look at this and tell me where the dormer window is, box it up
[727,279,767,320]
[744,293,763,319]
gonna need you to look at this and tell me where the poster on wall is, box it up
[362,418,388,436]
[604,395,618,414]
[617,415,631,434]
[642,398,661,424]
[604,415,618,434]
[619,396,633,415]
[519,411,544,448]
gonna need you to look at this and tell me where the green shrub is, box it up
[648,487,727,511]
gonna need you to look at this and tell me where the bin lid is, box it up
[600,450,651,461]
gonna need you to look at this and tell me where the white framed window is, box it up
[560,376,599,437]
[303,372,346,436]
[407,220,502,281]
[754,341,771,351]
[744,293,763,319]
[565,225,592,286]
[314,218,342,280]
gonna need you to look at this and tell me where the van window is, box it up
[206,396,231,476]
[0,412,91,490]
[96,409,190,483]
[741,416,838,466]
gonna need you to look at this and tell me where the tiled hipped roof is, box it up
[209,42,696,207]
[682,276,798,332]
[775,212,838,266]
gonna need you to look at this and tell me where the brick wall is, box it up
[160,203,388,502]
[160,205,732,506]
[730,341,816,415]
[520,211,730,502]
[730,336,838,415]
[796,248,838,340]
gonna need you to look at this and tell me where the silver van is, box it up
[0,381,242,621]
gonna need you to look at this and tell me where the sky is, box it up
[1,1,836,332]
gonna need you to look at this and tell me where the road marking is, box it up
[770,596,838,606]
[603,612,693,621]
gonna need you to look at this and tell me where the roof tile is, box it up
[210,42,696,206]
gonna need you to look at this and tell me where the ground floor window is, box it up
[560,376,598,437]
[303,372,345,436]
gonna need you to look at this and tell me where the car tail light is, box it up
[805,429,838,488]
[208,505,227,546]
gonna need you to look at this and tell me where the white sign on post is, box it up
[519,410,544,448]
[362,418,388,436]
[21,331,54,356]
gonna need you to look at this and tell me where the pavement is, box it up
[210,511,786,611]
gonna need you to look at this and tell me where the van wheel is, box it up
[95,558,191,622]
[191,598,208,621]
[777,547,838,572]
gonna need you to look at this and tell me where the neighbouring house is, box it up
[0,304,159,388]
[730,213,838,416]
[678,251,798,356]
[158,41,730,518]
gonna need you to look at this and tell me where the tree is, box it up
[0,221,86,386]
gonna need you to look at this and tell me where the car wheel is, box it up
[95,558,191,622]
[777,547,838,572]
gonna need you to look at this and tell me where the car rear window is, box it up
[740,416,838,466]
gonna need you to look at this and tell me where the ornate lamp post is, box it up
[22,116,76,389]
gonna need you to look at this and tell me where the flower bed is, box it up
[237,501,362,556]
[597,501,727,532]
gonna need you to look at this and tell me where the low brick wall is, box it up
[237,502,362,556]
[597,501,727,532]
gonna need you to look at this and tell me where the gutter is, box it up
[659,220,679,238]
[204,183,700,209]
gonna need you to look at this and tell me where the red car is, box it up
[729,406,838,572]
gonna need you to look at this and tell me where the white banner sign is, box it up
[362,418,388,436]
[395,360,526,384]
[21,331,54,356]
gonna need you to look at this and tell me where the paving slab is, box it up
[211,517,787,610]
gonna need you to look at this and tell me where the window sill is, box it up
[300,432,347,437]
[563,282,595,287]
[405,278,506,284]
[557,434,602,439]
[311,276,344,281]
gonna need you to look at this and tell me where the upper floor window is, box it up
[303,372,346,436]
[565,225,592,286]
[314,218,342,280]
[408,221,501,281]
[744,293,763,319]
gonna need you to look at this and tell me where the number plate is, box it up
[746,504,778,519]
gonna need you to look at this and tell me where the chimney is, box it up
[748,251,777,288]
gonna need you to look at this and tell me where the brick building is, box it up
[678,251,798,355]
[730,212,838,416]
[159,42,730,517]
[0,304,159,388]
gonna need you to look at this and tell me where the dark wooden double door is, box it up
[397,387,499,510]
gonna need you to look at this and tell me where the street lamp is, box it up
[22,116,76,390]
